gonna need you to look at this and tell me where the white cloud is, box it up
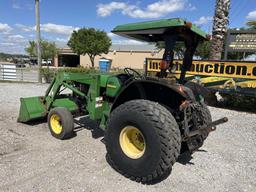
[194,16,213,26]
[0,44,26,54]
[15,23,79,36]
[0,42,15,46]
[15,24,34,32]
[0,34,28,54]
[8,34,24,39]
[12,0,33,10]
[41,23,79,35]
[108,31,147,45]
[107,31,145,44]
[6,34,26,43]
[246,10,256,20]
[1,22,79,53]
[0,23,13,34]
[56,37,68,42]
[97,2,127,17]
[97,0,195,19]
[12,3,21,9]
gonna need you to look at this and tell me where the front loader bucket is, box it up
[17,96,47,123]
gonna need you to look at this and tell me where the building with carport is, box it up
[54,44,164,69]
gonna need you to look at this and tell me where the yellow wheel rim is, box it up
[50,114,62,134]
[119,126,146,159]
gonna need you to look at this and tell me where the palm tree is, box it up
[25,41,37,57]
[209,0,231,60]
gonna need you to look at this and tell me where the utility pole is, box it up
[35,0,42,83]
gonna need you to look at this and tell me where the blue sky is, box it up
[0,0,255,54]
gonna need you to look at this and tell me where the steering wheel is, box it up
[124,67,142,78]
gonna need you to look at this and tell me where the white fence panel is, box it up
[1,64,17,80]
[0,64,38,82]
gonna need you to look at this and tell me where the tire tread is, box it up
[106,100,181,184]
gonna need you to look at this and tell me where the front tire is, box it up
[48,107,74,140]
[106,100,181,183]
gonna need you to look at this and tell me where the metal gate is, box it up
[0,64,38,82]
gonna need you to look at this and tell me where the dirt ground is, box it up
[0,83,256,192]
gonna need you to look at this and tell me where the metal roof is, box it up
[112,18,208,42]
[110,44,157,52]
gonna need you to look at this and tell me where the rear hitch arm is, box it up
[184,117,228,139]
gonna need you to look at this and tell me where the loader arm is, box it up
[18,72,111,122]
[43,72,88,111]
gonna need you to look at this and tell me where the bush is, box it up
[40,68,55,83]
[40,67,97,83]
[57,66,97,73]
[222,93,256,112]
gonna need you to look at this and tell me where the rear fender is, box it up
[111,80,192,112]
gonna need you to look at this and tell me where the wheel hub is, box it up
[50,114,62,134]
[119,126,146,159]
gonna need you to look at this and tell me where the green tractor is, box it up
[18,18,228,183]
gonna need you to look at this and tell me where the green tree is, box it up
[156,41,211,60]
[25,41,37,57]
[155,42,185,59]
[68,28,111,68]
[195,41,211,59]
[174,43,185,59]
[246,21,256,29]
[41,40,58,60]
[227,52,253,60]
[25,40,57,61]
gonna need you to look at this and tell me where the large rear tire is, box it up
[106,100,181,183]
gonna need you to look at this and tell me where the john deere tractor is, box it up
[18,18,228,183]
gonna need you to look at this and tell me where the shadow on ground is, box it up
[74,116,105,139]
[106,150,207,185]
[177,152,194,165]
[105,153,173,185]
[24,118,47,125]
[177,149,207,165]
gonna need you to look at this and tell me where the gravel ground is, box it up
[0,83,256,192]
